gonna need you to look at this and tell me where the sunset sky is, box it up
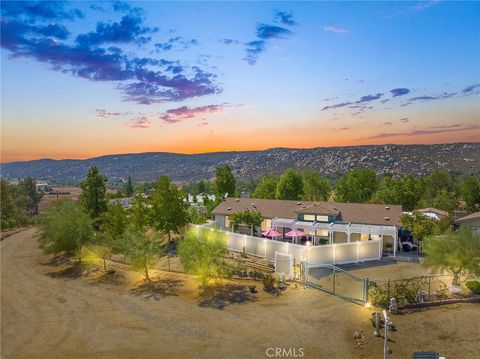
[1,1,479,162]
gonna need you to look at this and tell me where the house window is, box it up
[316,229,329,237]
[303,214,315,222]
[316,215,329,222]
[360,233,370,241]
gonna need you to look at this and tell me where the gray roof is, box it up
[455,211,480,223]
[213,197,403,226]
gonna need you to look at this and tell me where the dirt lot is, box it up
[38,186,116,212]
[1,229,479,359]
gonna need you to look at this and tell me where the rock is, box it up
[448,285,462,294]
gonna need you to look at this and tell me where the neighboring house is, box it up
[109,197,133,209]
[455,211,480,236]
[187,193,216,204]
[417,208,449,221]
[240,191,250,198]
[212,198,402,255]
[35,182,49,191]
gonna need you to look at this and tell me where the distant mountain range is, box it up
[2,143,479,184]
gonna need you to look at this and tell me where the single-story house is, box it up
[213,198,403,255]
[455,211,480,236]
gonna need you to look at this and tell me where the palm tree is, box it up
[423,227,480,286]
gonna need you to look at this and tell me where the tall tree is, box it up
[400,212,437,241]
[101,203,128,241]
[460,176,480,212]
[401,175,424,211]
[123,176,134,197]
[0,180,29,229]
[19,177,43,216]
[38,199,93,256]
[120,227,163,282]
[129,193,151,232]
[215,165,236,198]
[423,227,480,285]
[373,177,403,205]
[178,228,230,287]
[302,170,331,201]
[80,166,108,228]
[423,169,454,202]
[230,209,263,234]
[334,168,378,203]
[150,176,189,243]
[432,189,458,213]
[276,168,304,200]
[253,176,278,199]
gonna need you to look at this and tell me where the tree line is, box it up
[1,177,43,230]
[187,166,480,213]
[37,166,191,281]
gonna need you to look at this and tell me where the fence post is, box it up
[332,267,336,294]
[387,279,391,299]
[364,278,369,304]
[428,276,431,298]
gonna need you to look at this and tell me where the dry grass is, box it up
[2,228,479,359]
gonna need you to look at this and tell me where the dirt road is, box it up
[1,229,479,358]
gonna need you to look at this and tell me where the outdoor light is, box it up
[306,241,311,246]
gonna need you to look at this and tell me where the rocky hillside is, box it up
[2,143,479,184]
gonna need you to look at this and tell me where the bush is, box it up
[369,278,423,307]
[262,274,275,290]
[465,280,480,294]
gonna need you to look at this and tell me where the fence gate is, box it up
[303,263,369,305]
[275,252,294,279]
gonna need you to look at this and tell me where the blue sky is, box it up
[1,1,479,161]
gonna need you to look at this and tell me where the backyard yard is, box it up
[1,228,479,358]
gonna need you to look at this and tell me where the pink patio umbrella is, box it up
[285,229,305,244]
[262,229,282,239]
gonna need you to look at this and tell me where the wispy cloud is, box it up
[364,124,479,140]
[390,88,410,97]
[411,0,440,11]
[219,38,241,45]
[127,116,152,128]
[321,102,353,111]
[273,10,298,26]
[321,92,383,111]
[160,103,242,124]
[463,84,480,94]
[399,118,409,123]
[243,12,296,65]
[155,36,199,51]
[356,93,383,103]
[323,24,349,34]
[408,92,457,103]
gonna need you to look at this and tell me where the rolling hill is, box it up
[2,143,479,184]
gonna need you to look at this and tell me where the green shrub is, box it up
[465,280,480,294]
[263,274,275,290]
[368,278,423,307]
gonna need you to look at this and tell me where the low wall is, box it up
[191,224,383,266]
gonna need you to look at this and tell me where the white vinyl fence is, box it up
[190,224,382,278]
